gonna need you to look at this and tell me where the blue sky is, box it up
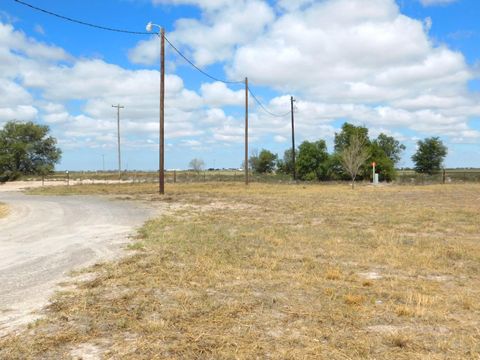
[1,0,479,170]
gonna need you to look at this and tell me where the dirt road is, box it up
[0,186,152,335]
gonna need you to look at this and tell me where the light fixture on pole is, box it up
[146,21,165,195]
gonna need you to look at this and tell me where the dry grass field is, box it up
[0,202,8,218]
[2,183,480,359]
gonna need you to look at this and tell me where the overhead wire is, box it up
[248,89,291,117]
[163,37,243,85]
[14,0,291,116]
[14,0,150,35]
[14,0,243,85]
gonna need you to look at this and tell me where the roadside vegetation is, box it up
[3,182,479,359]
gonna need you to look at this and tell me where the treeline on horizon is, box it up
[248,122,447,182]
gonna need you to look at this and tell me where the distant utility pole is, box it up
[290,96,296,181]
[245,77,249,185]
[112,104,124,179]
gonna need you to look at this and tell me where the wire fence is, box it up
[21,169,480,187]
[396,170,480,185]
[23,170,294,185]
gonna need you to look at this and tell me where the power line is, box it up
[163,37,243,85]
[15,0,291,114]
[248,88,291,118]
[14,0,150,35]
[14,0,243,85]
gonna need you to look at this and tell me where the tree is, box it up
[276,148,294,175]
[369,142,395,181]
[340,134,370,189]
[250,149,277,173]
[334,123,369,153]
[373,133,406,165]
[411,137,447,175]
[331,123,370,180]
[296,140,329,181]
[189,158,205,173]
[0,121,61,182]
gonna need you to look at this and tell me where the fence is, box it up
[24,169,480,186]
[25,170,294,185]
[396,170,480,185]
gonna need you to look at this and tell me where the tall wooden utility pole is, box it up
[290,96,296,181]
[159,27,165,195]
[112,104,124,179]
[245,77,249,185]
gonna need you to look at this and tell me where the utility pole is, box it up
[290,96,296,181]
[102,154,105,172]
[245,77,249,185]
[112,104,124,179]
[159,27,165,195]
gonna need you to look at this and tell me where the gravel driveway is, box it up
[0,187,152,335]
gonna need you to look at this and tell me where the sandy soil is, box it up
[0,185,152,336]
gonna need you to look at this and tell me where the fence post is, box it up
[66,171,69,186]
[174,170,177,183]
[42,175,44,186]
[203,171,206,182]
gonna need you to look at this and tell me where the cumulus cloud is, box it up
[130,0,274,67]
[200,82,244,106]
[0,21,212,150]
[131,0,480,150]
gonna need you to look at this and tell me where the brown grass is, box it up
[3,183,480,359]
[0,202,8,218]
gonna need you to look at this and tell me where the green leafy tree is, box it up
[276,148,294,175]
[373,133,406,165]
[0,121,61,182]
[296,140,329,181]
[334,123,369,153]
[249,149,277,173]
[411,137,447,175]
[369,142,395,181]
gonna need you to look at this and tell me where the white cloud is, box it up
[0,105,37,123]
[127,37,158,65]
[0,23,69,62]
[130,0,274,67]
[419,0,458,6]
[200,82,244,106]
[33,24,45,35]
[0,21,211,150]
[2,0,480,167]
[424,17,432,32]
